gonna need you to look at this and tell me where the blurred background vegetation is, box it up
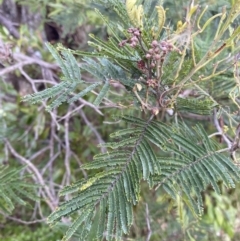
[0,0,240,240]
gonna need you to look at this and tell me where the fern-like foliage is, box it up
[22,41,143,110]
[48,115,157,241]
[21,0,240,240]
[22,44,130,110]
[153,123,239,214]
[0,165,38,214]
[47,116,240,240]
[22,43,82,111]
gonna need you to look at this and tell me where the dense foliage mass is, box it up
[1,0,240,240]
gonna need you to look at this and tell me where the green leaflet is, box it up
[106,191,115,241]
[96,198,107,240]
[93,81,110,107]
[83,158,127,170]
[113,183,122,239]
[46,82,77,111]
[47,43,79,80]
[93,150,130,160]
[68,82,101,103]
[116,181,128,234]
[176,97,217,115]
[110,127,143,138]
[62,209,93,241]
[22,81,71,104]
[102,136,139,149]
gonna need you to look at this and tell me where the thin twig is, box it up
[20,67,61,130]
[79,109,106,153]
[1,213,46,225]
[145,203,152,241]
[0,60,33,76]
[71,151,88,178]
[78,98,104,116]
[29,146,50,161]
[64,106,72,189]
[57,104,85,121]
[6,140,56,211]
[41,151,61,175]
[213,108,232,149]
[48,108,58,199]
[14,53,58,69]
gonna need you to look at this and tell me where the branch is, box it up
[0,211,46,225]
[6,140,56,211]
[213,109,232,150]
[14,53,58,69]
[64,106,72,188]
[79,109,106,153]
[0,60,33,76]
[145,203,152,241]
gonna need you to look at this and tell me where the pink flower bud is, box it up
[151,40,158,47]
[150,62,156,68]
[146,53,152,59]
[131,36,138,42]
[130,42,137,48]
[134,31,140,36]
[160,41,167,46]
[160,46,167,52]
[148,48,154,54]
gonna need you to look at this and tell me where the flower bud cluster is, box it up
[145,40,174,68]
[146,40,161,67]
[127,28,141,47]
[145,40,161,68]
[119,28,141,48]
[159,41,173,52]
